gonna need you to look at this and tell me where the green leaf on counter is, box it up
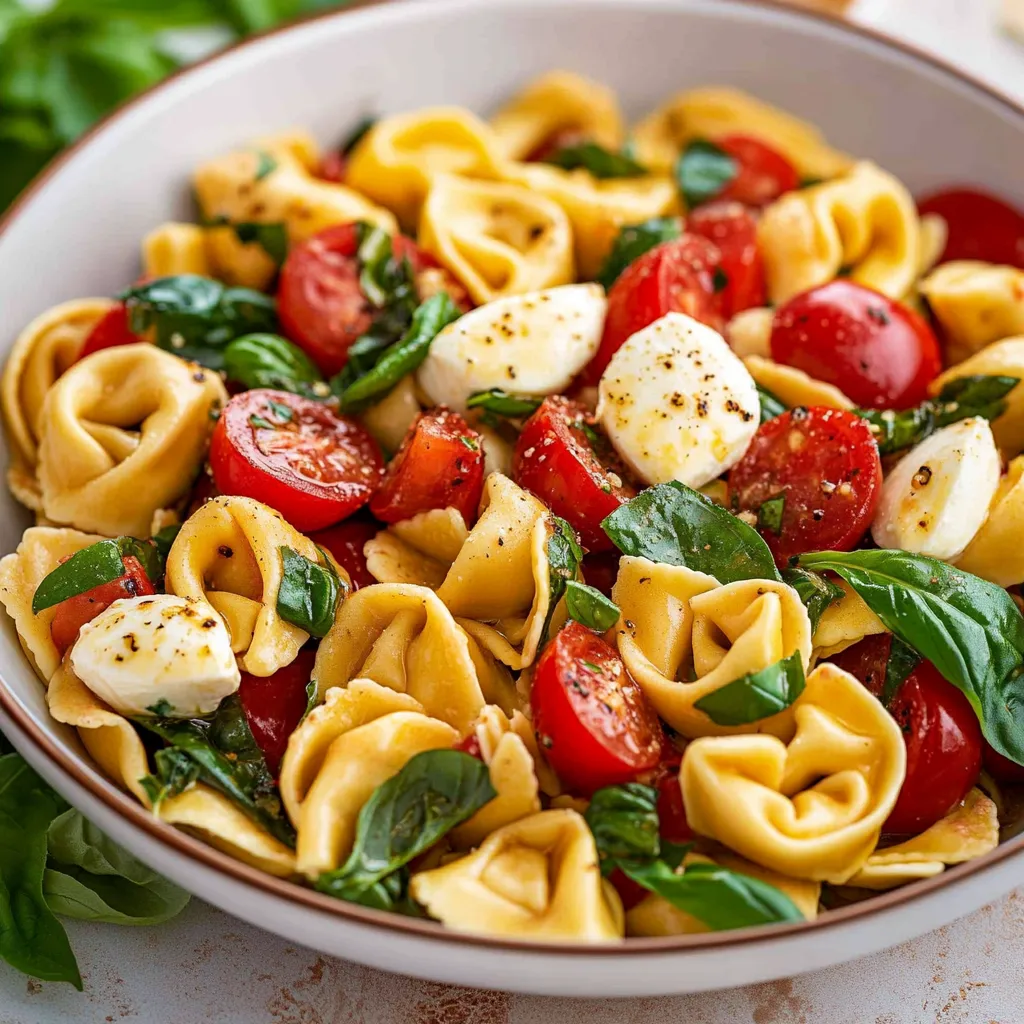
[693,651,805,726]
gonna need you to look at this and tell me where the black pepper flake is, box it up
[218,546,234,558]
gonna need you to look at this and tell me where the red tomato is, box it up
[455,732,483,759]
[983,742,1024,784]
[209,389,383,532]
[531,621,663,793]
[655,773,692,846]
[368,408,485,525]
[687,201,766,317]
[525,127,590,164]
[581,551,621,599]
[317,151,347,183]
[512,397,635,552]
[239,648,316,777]
[918,187,1024,269]
[309,514,379,590]
[713,134,800,208]
[727,406,883,566]
[79,303,140,360]
[581,235,724,385]
[50,556,156,656]
[770,281,942,409]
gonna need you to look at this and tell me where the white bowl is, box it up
[3,0,1024,998]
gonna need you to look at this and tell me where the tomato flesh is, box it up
[918,187,1024,269]
[687,201,765,317]
[531,621,663,793]
[770,280,942,410]
[79,303,141,360]
[309,514,379,590]
[369,408,485,524]
[50,556,156,656]
[513,397,634,551]
[983,742,1024,784]
[728,406,882,566]
[209,389,383,532]
[714,134,800,209]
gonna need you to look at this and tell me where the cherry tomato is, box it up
[513,397,634,551]
[531,621,663,794]
[50,556,156,656]
[687,201,765,317]
[455,732,483,759]
[581,551,621,599]
[525,127,591,164]
[209,389,383,532]
[238,648,316,777]
[309,514,379,590]
[770,281,942,409]
[728,406,883,566]
[983,742,1024,784]
[79,303,140,360]
[918,187,1024,269]
[317,150,347,183]
[827,632,892,701]
[582,235,724,386]
[368,408,485,525]
[713,134,800,209]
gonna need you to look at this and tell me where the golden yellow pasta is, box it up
[360,375,422,454]
[743,355,854,410]
[811,579,887,660]
[956,456,1024,585]
[725,307,773,359]
[142,223,212,278]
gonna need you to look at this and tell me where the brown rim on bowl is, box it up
[1,0,1023,957]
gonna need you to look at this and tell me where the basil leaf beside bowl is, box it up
[693,651,806,727]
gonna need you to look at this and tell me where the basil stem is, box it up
[564,580,620,632]
[276,546,342,638]
[466,389,544,420]
[543,142,648,180]
[596,217,683,290]
[693,651,806,726]
[222,333,324,394]
[675,139,738,209]
[781,567,844,634]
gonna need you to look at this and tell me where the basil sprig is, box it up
[542,516,584,643]
[315,750,495,910]
[781,567,844,633]
[466,389,543,423]
[798,548,1024,763]
[138,748,200,807]
[693,651,806,727]
[223,333,325,395]
[596,217,683,290]
[565,580,620,632]
[756,383,787,424]
[277,546,344,638]
[675,139,738,209]
[120,275,277,371]
[543,142,648,180]
[602,481,781,584]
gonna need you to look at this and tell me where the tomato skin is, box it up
[770,281,942,410]
[525,127,591,164]
[209,389,384,532]
[50,556,156,656]
[238,648,316,777]
[983,742,1024,783]
[918,188,1024,269]
[581,551,621,599]
[368,408,485,525]
[317,151,347,183]
[79,303,141,360]
[714,135,800,209]
[531,621,663,794]
[309,514,379,590]
[512,397,635,552]
[687,201,766,317]
[728,406,883,566]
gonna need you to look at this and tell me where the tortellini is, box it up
[681,663,906,882]
[142,223,212,278]
[757,162,921,305]
[742,355,854,410]
[957,455,1024,586]
[409,809,623,941]
[613,557,812,737]
[36,345,226,537]
[419,174,574,304]
[725,307,773,359]
[810,579,887,661]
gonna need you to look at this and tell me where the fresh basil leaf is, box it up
[757,494,785,536]
[781,567,844,633]
[356,224,396,307]
[340,115,376,155]
[230,221,288,266]
[138,747,199,807]
[466,389,543,420]
[675,139,738,209]
[881,634,922,708]
[584,783,660,872]
[150,523,181,564]
[223,332,324,394]
[542,515,583,644]
[595,217,682,290]
[544,142,648,180]
[333,292,461,412]
[602,481,781,584]
[693,651,805,726]
[277,546,341,638]
[757,383,787,423]
[564,580,620,632]
[798,548,1024,763]
[315,750,495,902]
[252,149,276,181]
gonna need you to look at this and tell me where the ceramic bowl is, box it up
[3,0,1024,997]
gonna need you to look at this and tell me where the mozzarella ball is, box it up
[70,594,240,718]
[416,284,606,412]
[871,417,1001,560]
[597,312,760,487]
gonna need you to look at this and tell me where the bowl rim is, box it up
[2,0,1024,959]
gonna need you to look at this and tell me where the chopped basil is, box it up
[564,580,620,632]
[542,516,584,644]
[781,567,844,633]
[458,435,478,451]
[693,651,806,726]
[340,116,376,156]
[230,221,288,266]
[249,414,274,429]
[800,176,824,189]
[712,266,729,293]
[757,383,787,424]
[584,783,660,870]
[881,635,922,708]
[252,150,277,182]
[675,139,738,209]
[277,546,343,638]
[138,748,200,807]
[466,389,544,421]
[595,217,683,290]
[222,333,324,395]
[543,142,648,180]
[150,524,181,564]
[266,398,293,422]
[757,495,785,536]
[147,699,174,718]
[302,678,318,723]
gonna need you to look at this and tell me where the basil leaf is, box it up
[595,217,682,290]
[334,292,461,413]
[781,567,844,633]
[543,142,648,180]
[602,481,781,584]
[466,389,544,420]
[675,139,738,209]
[757,383,787,424]
[757,494,785,536]
[542,515,583,644]
[693,651,806,726]
[223,332,325,394]
[150,523,181,563]
[252,150,276,181]
[798,549,1024,763]
[121,274,277,370]
[617,858,804,929]
[230,221,288,266]
[356,225,396,307]
[276,546,341,638]
[565,580,620,632]
[584,783,660,872]
[315,750,495,902]
[138,747,200,807]
[881,635,922,708]
[340,115,376,155]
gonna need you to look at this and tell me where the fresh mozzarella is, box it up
[871,417,1001,560]
[416,284,606,412]
[70,594,240,718]
[596,312,760,488]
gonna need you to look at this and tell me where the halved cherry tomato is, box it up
[531,621,663,794]
[918,187,1024,269]
[50,555,156,656]
[209,389,383,532]
[309,514,379,590]
[770,280,942,409]
[983,742,1024,784]
[581,235,724,386]
[239,648,316,777]
[830,636,983,835]
[513,397,635,551]
[79,303,141,360]
[687,201,765,317]
[727,406,883,566]
[712,134,800,209]
[368,408,485,524]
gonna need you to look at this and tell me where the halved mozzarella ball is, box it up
[70,594,240,718]
[871,417,1001,560]
[415,283,606,412]
[597,312,760,487]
